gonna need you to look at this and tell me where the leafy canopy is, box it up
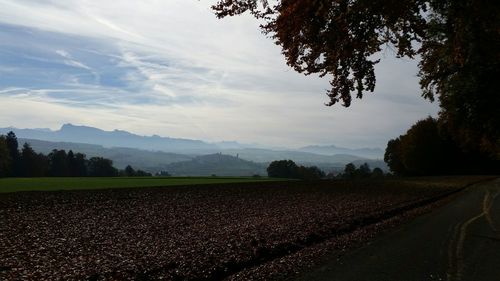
[213,0,427,107]
[213,0,500,155]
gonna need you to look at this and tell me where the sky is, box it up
[0,0,439,149]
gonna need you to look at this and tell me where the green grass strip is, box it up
[0,177,284,193]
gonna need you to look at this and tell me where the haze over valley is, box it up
[1,124,386,175]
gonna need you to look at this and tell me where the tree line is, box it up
[267,160,386,180]
[384,117,500,176]
[0,132,151,177]
[267,160,325,180]
[337,163,385,179]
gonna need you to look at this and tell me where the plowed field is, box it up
[0,178,482,280]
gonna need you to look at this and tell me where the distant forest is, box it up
[0,132,150,177]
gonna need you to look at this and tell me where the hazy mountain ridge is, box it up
[19,138,387,174]
[19,138,193,172]
[299,145,384,159]
[1,124,383,158]
[220,148,366,164]
[3,125,388,175]
[2,124,216,152]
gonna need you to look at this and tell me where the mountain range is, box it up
[3,124,216,152]
[1,124,387,175]
[0,124,384,157]
[299,145,384,159]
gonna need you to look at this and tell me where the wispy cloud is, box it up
[56,49,91,70]
[0,0,439,148]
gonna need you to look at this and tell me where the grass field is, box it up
[0,176,283,193]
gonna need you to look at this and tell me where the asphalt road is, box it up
[295,178,500,281]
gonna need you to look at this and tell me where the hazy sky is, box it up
[0,0,439,148]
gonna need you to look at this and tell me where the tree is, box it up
[66,150,88,177]
[135,169,152,177]
[419,1,500,156]
[0,136,11,177]
[267,160,324,179]
[297,165,325,180]
[72,152,88,177]
[384,118,449,175]
[87,157,118,177]
[67,150,76,176]
[384,117,500,175]
[356,163,371,178]
[213,0,500,156]
[384,137,407,176]
[342,163,356,179]
[48,149,69,177]
[342,162,375,179]
[371,167,384,178]
[213,0,425,107]
[267,160,299,178]
[399,117,449,175]
[0,139,123,178]
[124,165,136,177]
[5,131,21,176]
[21,143,48,177]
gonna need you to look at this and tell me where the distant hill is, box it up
[210,149,387,173]
[219,148,365,164]
[17,138,387,175]
[1,125,384,160]
[20,138,192,172]
[1,124,389,175]
[299,145,384,159]
[162,154,267,176]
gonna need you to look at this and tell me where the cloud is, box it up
[0,0,439,148]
